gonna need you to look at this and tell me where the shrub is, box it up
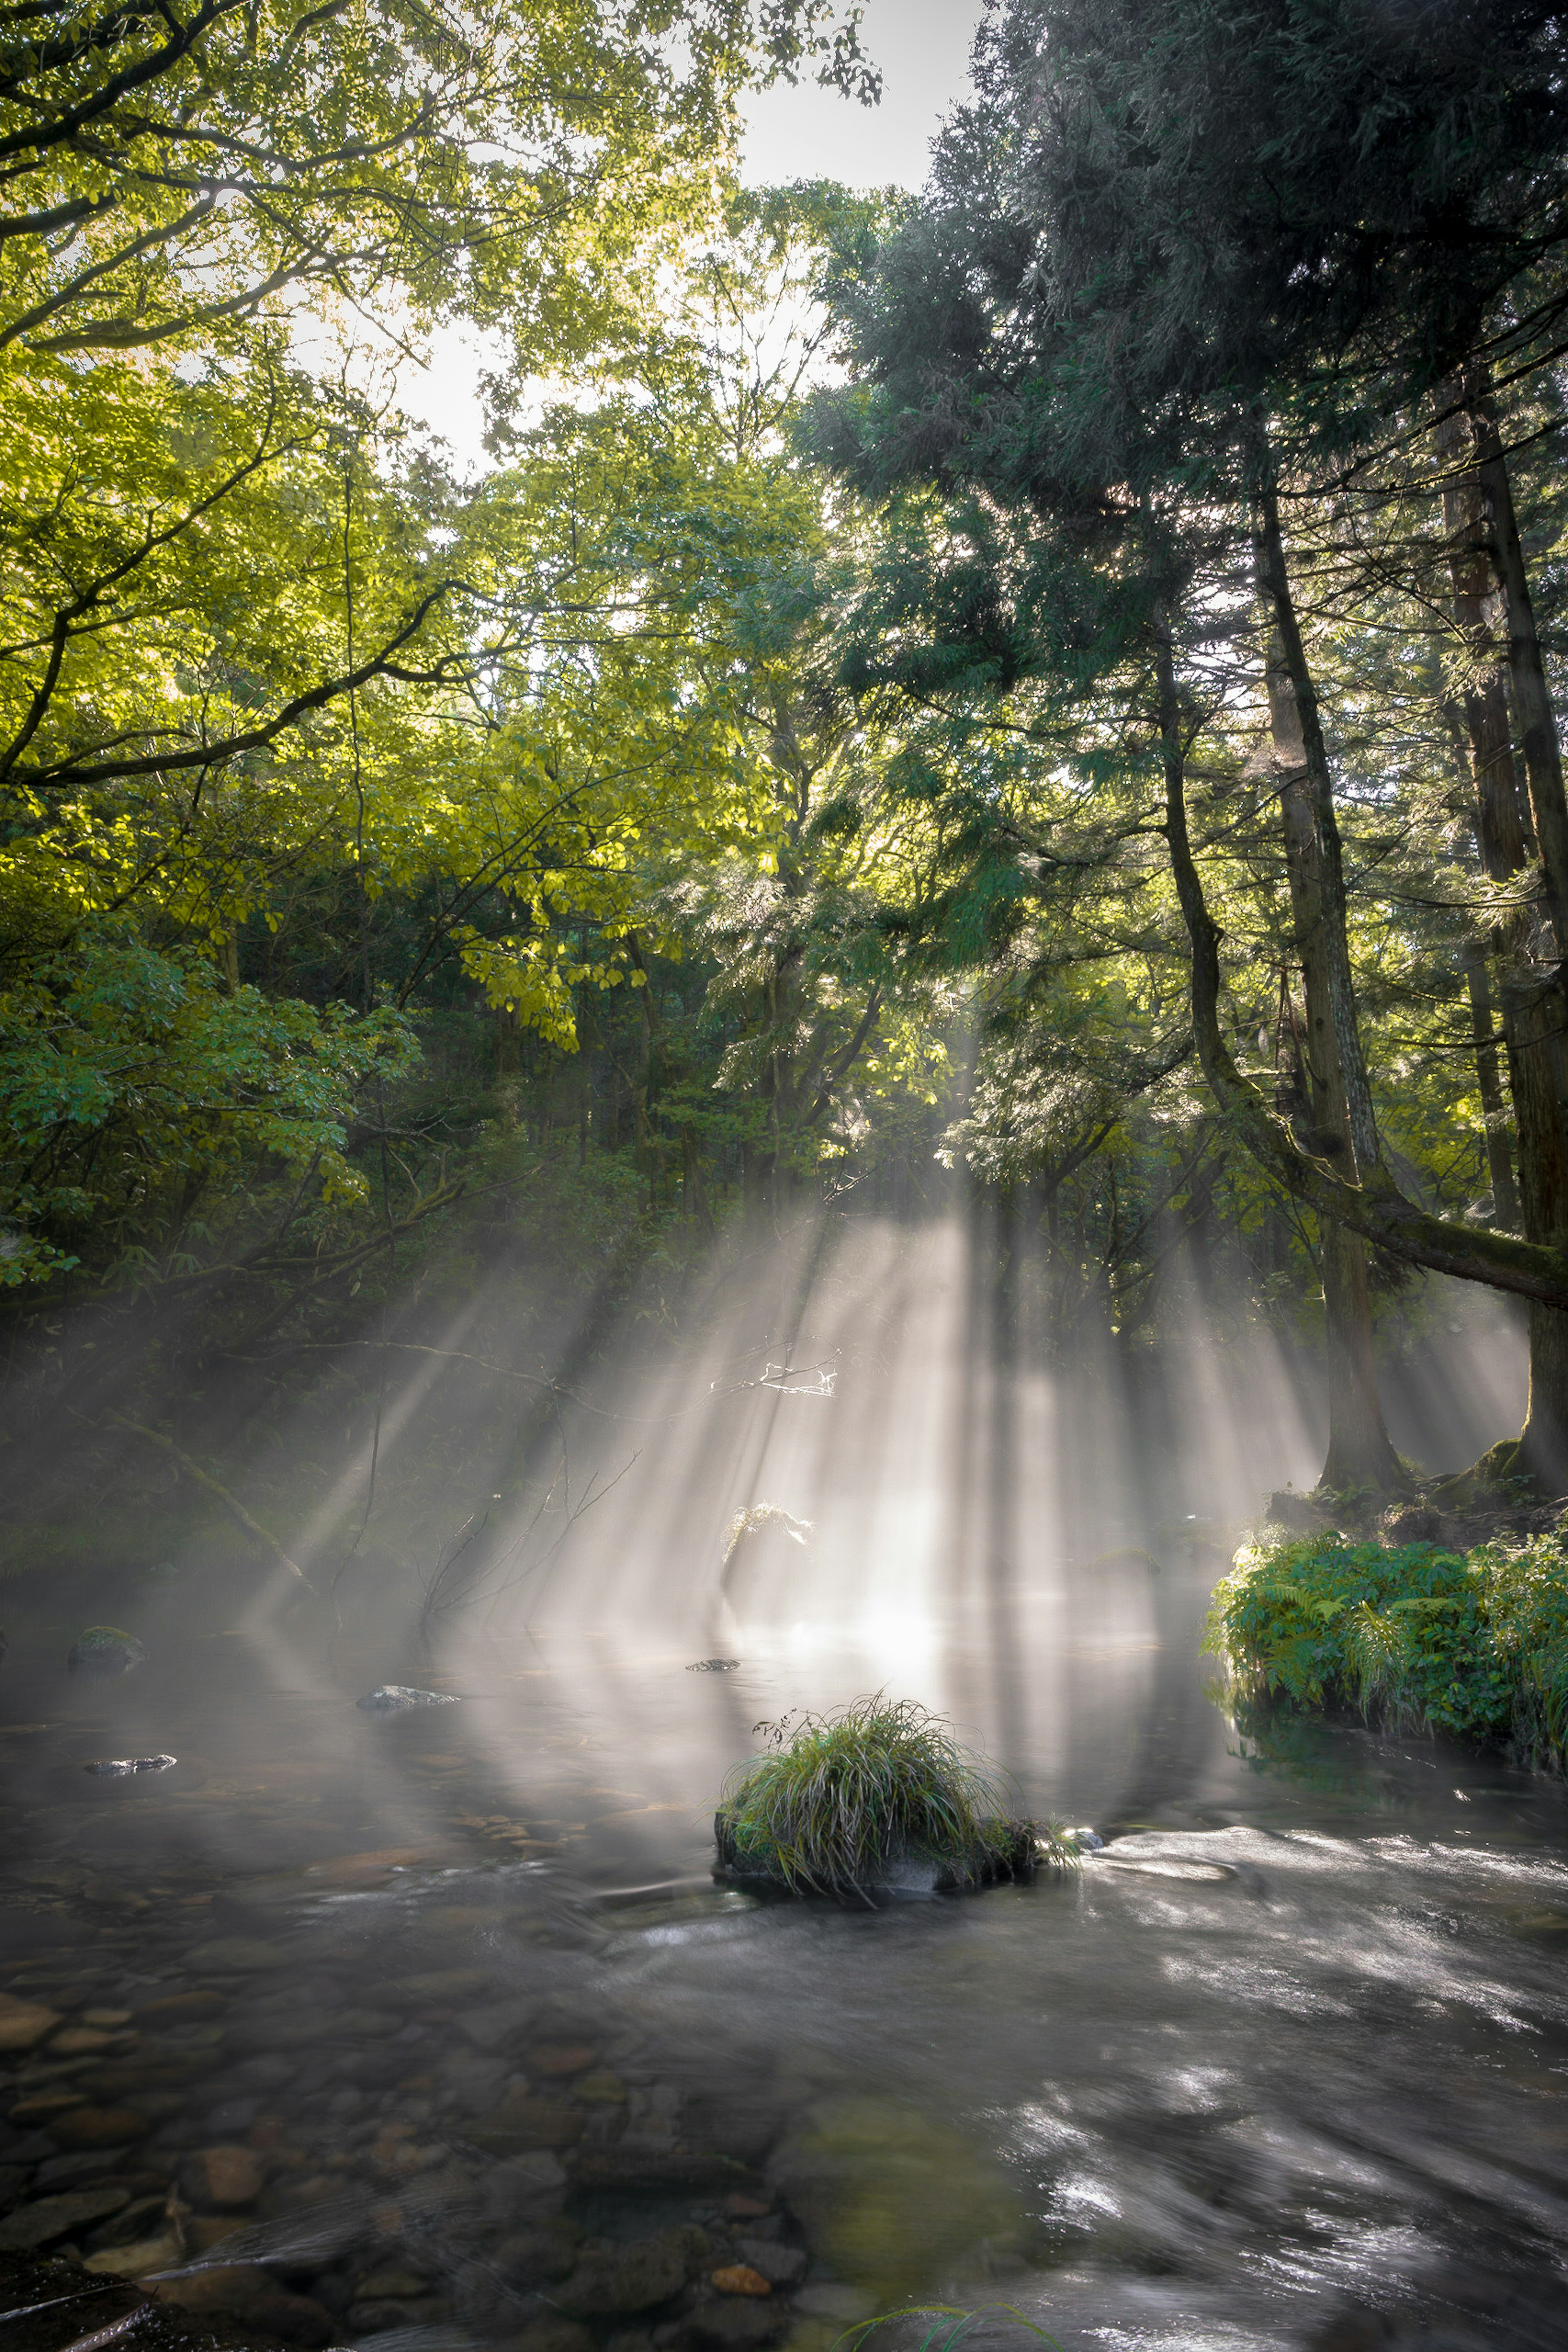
[714,1694,1081,1896]
[1204,1526,1568,1764]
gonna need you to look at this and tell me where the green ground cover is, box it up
[1206,1527,1568,1766]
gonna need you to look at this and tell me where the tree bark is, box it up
[1439,377,1568,1485]
[1261,620,1406,1494]
[1462,943,1520,1229]
[1253,473,1380,1177]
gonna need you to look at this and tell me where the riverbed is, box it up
[3,1527,1566,2352]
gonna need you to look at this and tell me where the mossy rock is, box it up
[67,1627,147,1678]
[713,1807,1040,1893]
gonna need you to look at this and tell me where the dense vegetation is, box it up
[715,1695,1081,1894]
[1208,1525,1568,1765]
[6,0,1568,1541]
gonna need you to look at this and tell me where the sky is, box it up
[394,0,983,475]
[738,0,982,192]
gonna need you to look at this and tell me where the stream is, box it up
[3,1525,1567,2352]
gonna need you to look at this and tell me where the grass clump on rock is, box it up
[1206,1526,1568,1766]
[714,1694,1081,1897]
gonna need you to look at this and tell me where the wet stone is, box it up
[556,2227,706,2316]
[157,2264,335,2347]
[68,1628,147,1679]
[466,2097,584,2153]
[0,2186,130,2251]
[356,1686,459,1712]
[0,1997,60,2053]
[184,1939,287,1974]
[496,2216,583,2284]
[684,2301,786,2350]
[184,2144,264,2206]
[512,2321,596,2352]
[734,2243,804,2288]
[47,2106,148,2149]
[710,2267,771,2298]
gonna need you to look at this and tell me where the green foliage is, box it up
[715,1693,1080,1895]
[1205,1527,1568,1761]
[0,928,416,1284]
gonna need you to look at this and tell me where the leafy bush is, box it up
[715,1694,1081,1896]
[1205,1527,1568,1763]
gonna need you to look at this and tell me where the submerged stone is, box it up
[84,1755,176,1776]
[688,1659,741,1672]
[356,1685,460,1712]
[0,2187,130,2252]
[68,1627,146,1678]
[0,1993,60,2051]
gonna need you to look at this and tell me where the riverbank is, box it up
[1207,1505,1568,1770]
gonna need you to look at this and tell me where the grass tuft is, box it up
[1205,1525,1568,1765]
[715,1693,1082,1897]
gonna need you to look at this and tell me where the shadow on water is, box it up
[1,1217,1564,2352]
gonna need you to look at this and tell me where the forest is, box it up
[4,0,1568,1542]
[4,9,1568,2350]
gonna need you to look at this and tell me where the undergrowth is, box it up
[716,1694,1081,1896]
[1205,1526,1568,1765]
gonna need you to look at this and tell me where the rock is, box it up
[1381,1503,1459,1548]
[356,2265,432,2301]
[157,2265,334,2347]
[186,2216,247,2253]
[0,1993,60,2051]
[135,1991,227,2023]
[575,2071,628,2104]
[684,2301,785,2350]
[356,1685,459,1712]
[687,1661,740,1673]
[483,2150,568,2207]
[49,2106,149,2149]
[457,1998,543,2051]
[9,2090,87,2123]
[1263,1489,1327,1533]
[711,2267,771,2298]
[512,2323,595,2352]
[185,1937,287,1973]
[349,2298,445,2332]
[724,2198,771,2220]
[733,2243,805,2289]
[497,2218,583,2284]
[83,1755,176,1777]
[185,2144,264,2206]
[556,2228,708,2316]
[68,1627,147,1678]
[0,2187,131,2251]
[792,2287,875,2323]
[568,2148,763,2196]
[529,2042,597,2076]
[84,2009,133,2027]
[681,2095,785,2166]
[50,2025,118,2055]
[466,2098,584,2153]
[1074,1828,1105,1851]
[82,2232,183,2277]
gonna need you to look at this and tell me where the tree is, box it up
[815,0,1568,1484]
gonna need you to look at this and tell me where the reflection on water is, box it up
[4,1552,1568,2352]
[0,1218,1559,2350]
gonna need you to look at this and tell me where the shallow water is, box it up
[3,1524,1568,2352]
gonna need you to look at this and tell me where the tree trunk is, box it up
[1467,372,1568,950]
[1439,377,1568,1486]
[1260,617,1406,1495]
[1253,473,1380,1177]
[1462,943,1520,1228]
